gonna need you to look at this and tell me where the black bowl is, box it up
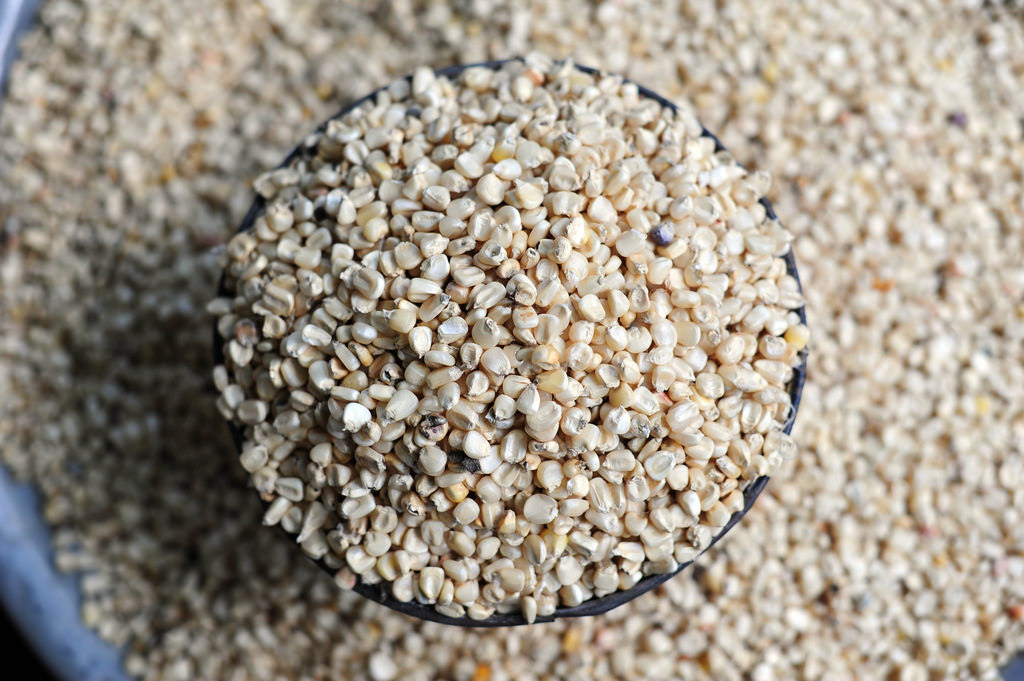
[213,58,808,627]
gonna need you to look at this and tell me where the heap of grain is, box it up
[211,55,806,621]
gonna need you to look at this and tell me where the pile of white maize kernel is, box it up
[212,55,807,621]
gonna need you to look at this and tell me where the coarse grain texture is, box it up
[211,55,804,619]
[0,0,1023,680]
